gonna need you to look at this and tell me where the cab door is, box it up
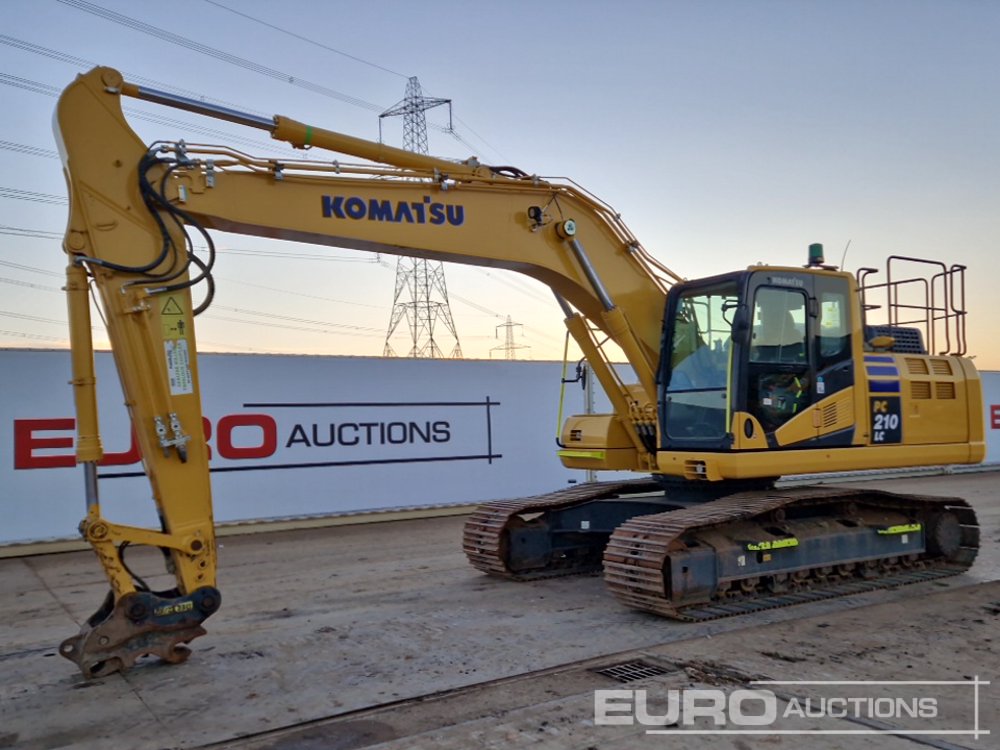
[737,272,855,448]
[658,277,741,452]
[809,273,856,445]
[742,278,813,446]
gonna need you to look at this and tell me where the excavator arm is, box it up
[53,66,677,676]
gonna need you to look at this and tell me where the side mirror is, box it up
[732,305,751,347]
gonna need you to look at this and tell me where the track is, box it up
[606,487,979,619]
[464,481,980,620]
[462,478,662,579]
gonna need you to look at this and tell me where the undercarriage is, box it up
[463,479,979,619]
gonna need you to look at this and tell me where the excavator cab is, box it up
[475,256,981,620]
[659,265,856,455]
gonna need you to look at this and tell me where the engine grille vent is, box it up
[936,382,956,400]
[930,359,953,376]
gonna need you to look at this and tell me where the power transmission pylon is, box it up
[380,77,462,358]
[491,315,530,360]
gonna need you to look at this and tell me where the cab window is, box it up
[663,283,738,441]
[818,288,850,368]
[750,287,807,363]
[748,287,809,433]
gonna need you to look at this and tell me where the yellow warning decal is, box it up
[160,295,188,339]
[747,538,799,551]
[876,523,922,535]
[154,600,194,617]
[558,449,606,460]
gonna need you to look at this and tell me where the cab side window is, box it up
[750,288,807,363]
[812,277,854,400]
[818,288,849,368]
[748,287,810,433]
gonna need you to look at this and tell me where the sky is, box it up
[0,0,998,367]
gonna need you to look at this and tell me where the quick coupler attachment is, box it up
[59,586,221,679]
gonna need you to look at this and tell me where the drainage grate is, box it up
[592,660,671,683]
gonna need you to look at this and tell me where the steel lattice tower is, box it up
[381,77,462,358]
[491,316,529,360]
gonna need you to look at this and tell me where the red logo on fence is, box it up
[13,415,277,469]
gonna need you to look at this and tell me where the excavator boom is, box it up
[54,66,676,675]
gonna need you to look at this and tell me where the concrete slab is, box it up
[1,472,997,749]
[215,581,1000,750]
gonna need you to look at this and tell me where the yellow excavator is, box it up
[53,67,983,678]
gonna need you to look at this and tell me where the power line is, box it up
[0,257,65,277]
[216,247,379,263]
[0,51,444,162]
[0,225,64,241]
[447,115,506,163]
[0,258,385,335]
[0,233,563,345]
[0,34,96,74]
[57,0,386,112]
[195,338,259,352]
[0,328,65,342]
[0,298,384,341]
[4,30,489,160]
[448,291,562,345]
[0,72,59,96]
[202,1,408,79]
[0,233,387,318]
[0,259,388,342]
[471,266,556,305]
[0,239,387,335]
[0,140,59,159]
[0,233,383,312]
[49,3,466,140]
[211,304,381,333]
[200,3,500,159]
[203,313,381,339]
[0,277,62,292]
[218,276,385,310]
[449,292,505,318]
[0,27,517,354]
[0,34,274,119]
[0,187,66,205]
[0,72,298,156]
[0,309,68,325]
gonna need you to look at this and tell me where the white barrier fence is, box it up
[2,349,998,546]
